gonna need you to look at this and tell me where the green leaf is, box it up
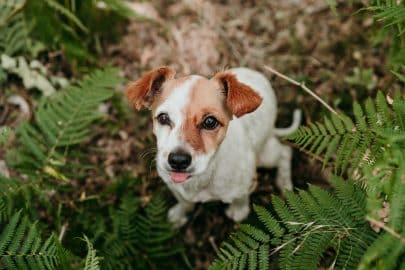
[83,236,100,270]
[10,67,122,178]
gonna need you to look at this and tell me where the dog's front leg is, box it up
[168,194,194,228]
[225,195,250,222]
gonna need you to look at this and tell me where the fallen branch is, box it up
[264,65,339,116]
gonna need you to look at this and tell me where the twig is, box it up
[208,236,219,253]
[0,1,27,28]
[264,65,339,116]
[366,216,404,243]
[58,222,69,242]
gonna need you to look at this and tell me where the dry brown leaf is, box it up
[126,2,162,23]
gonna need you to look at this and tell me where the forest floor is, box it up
[98,1,401,268]
[2,0,402,269]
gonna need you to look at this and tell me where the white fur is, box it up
[153,76,198,171]
[153,75,215,176]
[155,68,301,227]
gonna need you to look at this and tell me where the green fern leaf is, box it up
[98,194,183,270]
[287,91,402,175]
[393,97,405,130]
[42,0,88,33]
[0,211,65,270]
[258,244,269,270]
[253,204,284,238]
[272,195,298,232]
[239,224,270,243]
[248,250,257,270]
[9,67,122,178]
[83,236,100,270]
[210,178,379,270]
[0,0,28,56]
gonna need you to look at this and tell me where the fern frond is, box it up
[134,195,183,258]
[210,228,269,270]
[0,198,6,223]
[0,175,40,221]
[368,1,405,33]
[287,91,403,175]
[98,194,183,270]
[393,96,405,131]
[0,0,28,56]
[366,0,405,68]
[210,178,378,270]
[0,127,12,145]
[0,0,25,26]
[102,0,136,18]
[0,211,65,270]
[253,204,284,241]
[9,67,121,178]
[42,0,87,33]
[358,147,404,270]
[83,236,100,270]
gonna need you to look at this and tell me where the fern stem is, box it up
[58,222,68,242]
[264,65,339,116]
[366,216,404,243]
[284,141,326,163]
[209,236,219,253]
[0,0,27,28]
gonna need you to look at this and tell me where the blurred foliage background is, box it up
[0,0,404,269]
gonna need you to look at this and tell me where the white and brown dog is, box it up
[126,67,301,227]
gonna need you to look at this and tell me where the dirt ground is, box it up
[94,0,404,268]
[2,1,401,269]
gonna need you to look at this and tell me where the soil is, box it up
[101,1,401,268]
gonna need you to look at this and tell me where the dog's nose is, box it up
[168,151,192,171]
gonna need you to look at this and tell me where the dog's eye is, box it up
[201,116,219,130]
[157,113,171,126]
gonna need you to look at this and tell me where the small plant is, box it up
[367,0,405,73]
[8,67,121,179]
[0,0,133,70]
[83,236,101,270]
[344,67,377,91]
[0,211,67,270]
[287,91,401,175]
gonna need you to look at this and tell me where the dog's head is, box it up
[126,66,262,183]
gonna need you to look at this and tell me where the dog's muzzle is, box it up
[167,149,192,183]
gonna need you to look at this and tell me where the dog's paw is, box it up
[225,203,250,222]
[168,204,188,228]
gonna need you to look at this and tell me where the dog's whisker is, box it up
[148,159,157,175]
[139,148,157,160]
[140,147,157,155]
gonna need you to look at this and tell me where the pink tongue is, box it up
[170,172,189,183]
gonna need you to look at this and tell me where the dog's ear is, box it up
[214,71,262,118]
[125,66,176,110]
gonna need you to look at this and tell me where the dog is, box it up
[126,67,301,227]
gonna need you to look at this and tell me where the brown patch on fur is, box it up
[125,66,176,110]
[182,78,232,153]
[213,72,263,117]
